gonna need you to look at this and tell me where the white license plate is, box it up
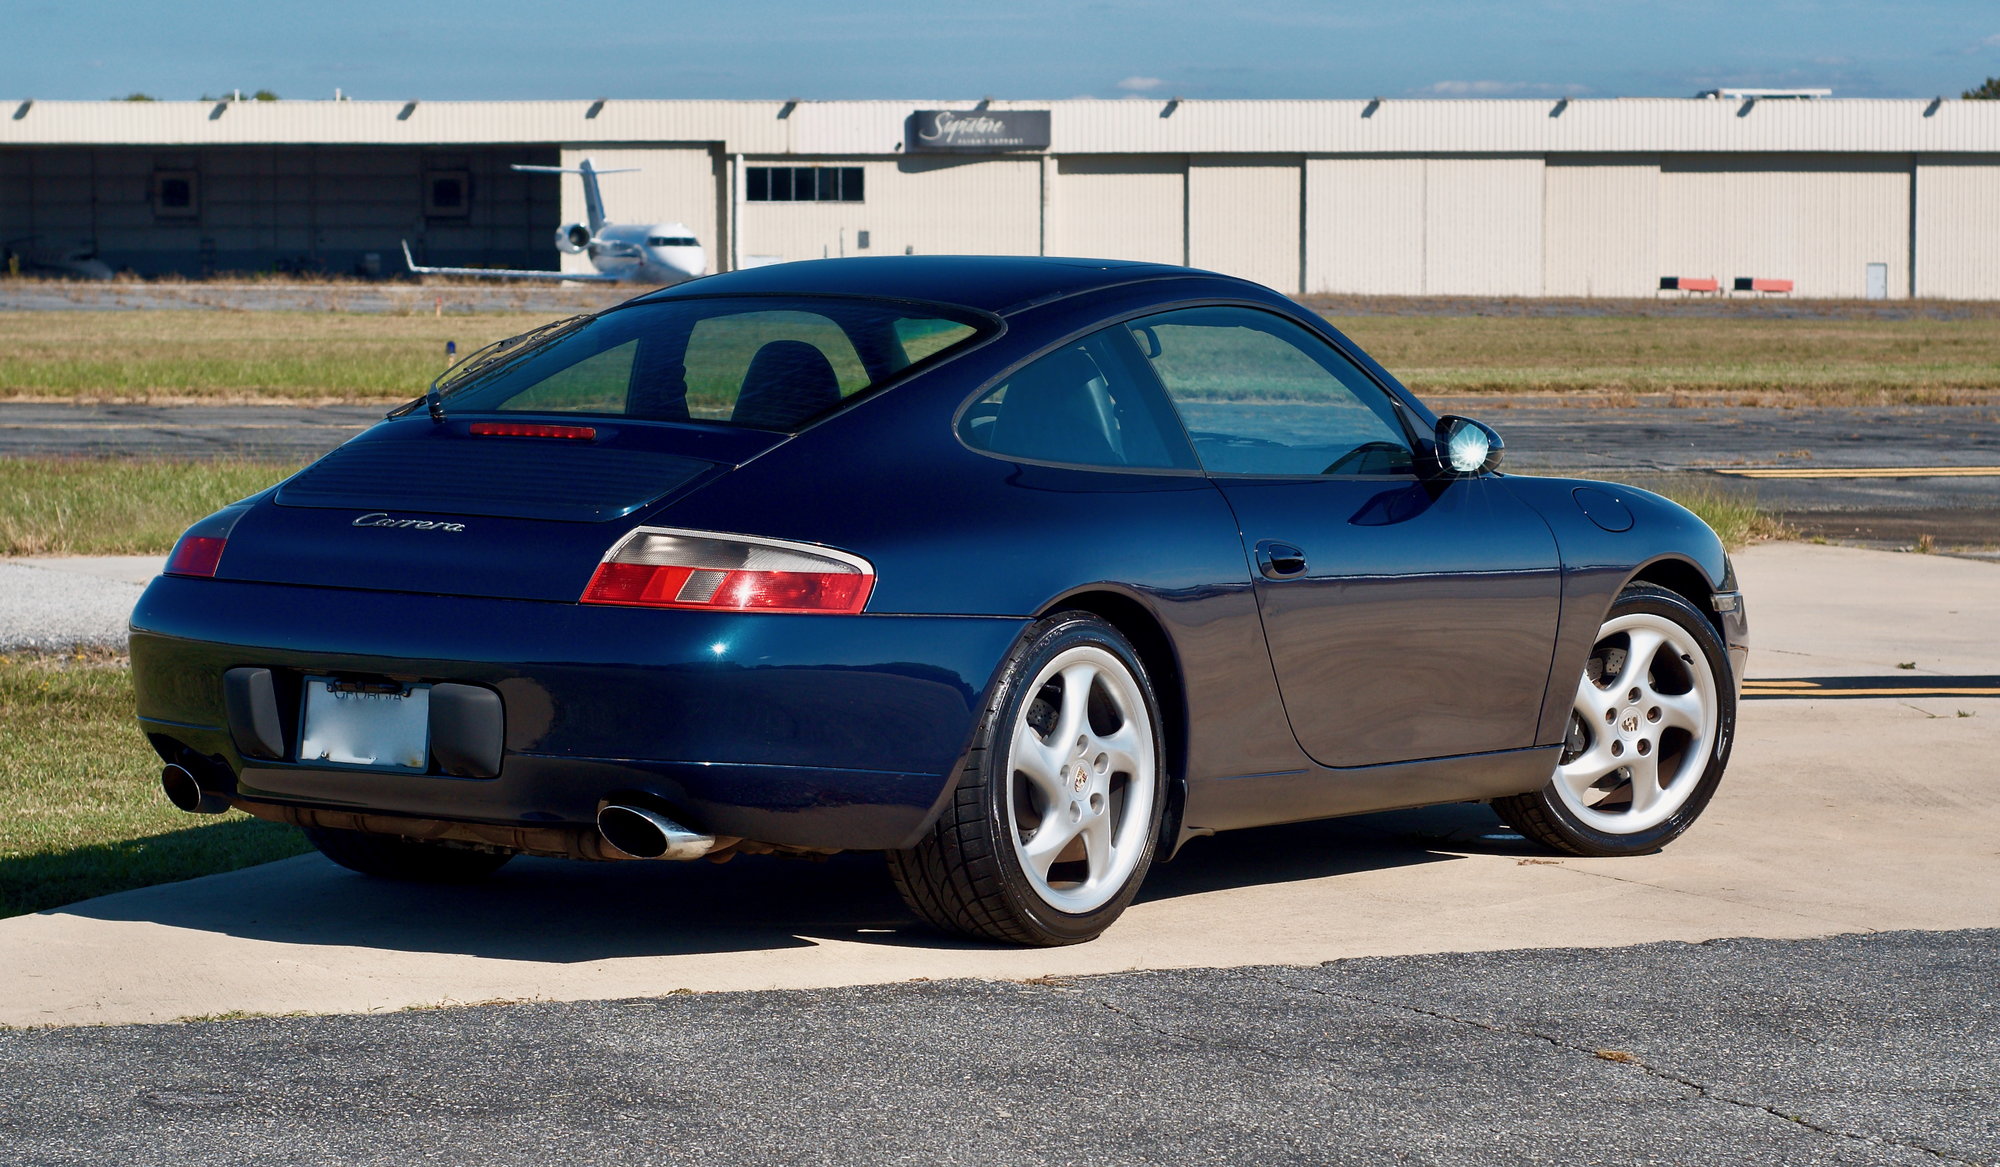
[299,678,430,772]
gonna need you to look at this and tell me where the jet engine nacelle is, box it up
[553,223,592,255]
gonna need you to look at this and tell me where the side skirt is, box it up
[1180,745,1560,836]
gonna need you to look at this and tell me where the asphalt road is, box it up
[0,930,1991,1166]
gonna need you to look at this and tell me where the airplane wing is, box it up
[401,241,628,283]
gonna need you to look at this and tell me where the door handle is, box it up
[1254,540,1308,580]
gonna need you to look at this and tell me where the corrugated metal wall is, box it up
[739,155,1041,265]
[13,98,1997,158]
[4,99,1999,297]
[1302,157,1542,296]
[1187,155,1302,292]
[1303,158,1426,295]
[1914,156,2000,300]
[1426,157,1544,296]
[1658,154,1909,299]
[1049,155,1185,265]
[1543,156,1660,297]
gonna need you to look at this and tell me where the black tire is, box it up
[302,826,515,883]
[888,613,1168,946]
[1496,583,1736,857]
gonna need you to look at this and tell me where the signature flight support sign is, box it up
[907,110,1052,152]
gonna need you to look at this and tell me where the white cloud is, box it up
[1422,79,1589,97]
[1116,75,1166,92]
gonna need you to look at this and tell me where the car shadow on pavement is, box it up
[52,802,1540,962]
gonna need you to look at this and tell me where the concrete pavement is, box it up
[0,541,1994,1027]
[0,556,159,651]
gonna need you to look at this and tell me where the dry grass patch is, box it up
[1318,314,2000,406]
[0,311,551,403]
[0,456,303,556]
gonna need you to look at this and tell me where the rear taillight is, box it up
[163,501,255,579]
[165,534,227,578]
[581,527,874,614]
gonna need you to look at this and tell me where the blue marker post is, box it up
[445,340,457,368]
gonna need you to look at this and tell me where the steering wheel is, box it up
[1322,441,1410,476]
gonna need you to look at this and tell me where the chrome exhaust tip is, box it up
[161,763,230,815]
[596,804,717,861]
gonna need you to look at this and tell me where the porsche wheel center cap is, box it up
[1617,707,1643,738]
[1072,764,1090,793]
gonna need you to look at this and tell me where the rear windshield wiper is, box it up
[387,313,594,423]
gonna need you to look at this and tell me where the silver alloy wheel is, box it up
[1004,645,1158,914]
[1553,611,1720,835]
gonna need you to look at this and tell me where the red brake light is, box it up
[581,528,874,615]
[469,422,597,440]
[165,535,227,579]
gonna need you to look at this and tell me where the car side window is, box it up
[959,329,1197,471]
[1128,306,1415,477]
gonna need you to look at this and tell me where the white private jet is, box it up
[402,158,707,286]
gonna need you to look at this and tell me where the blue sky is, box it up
[5,0,1997,101]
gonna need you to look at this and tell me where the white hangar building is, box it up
[3,96,1999,298]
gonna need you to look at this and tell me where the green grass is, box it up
[1655,484,1792,549]
[0,457,303,555]
[0,652,309,919]
[0,311,549,402]
[6,307,1998,406]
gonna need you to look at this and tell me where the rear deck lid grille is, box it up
[276,420,720,523]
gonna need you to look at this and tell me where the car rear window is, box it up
[438,296,988,431]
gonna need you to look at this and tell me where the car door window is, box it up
[959,328,1196,471]
[1128,307,1415,477]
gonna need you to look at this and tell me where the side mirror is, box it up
[1433,415,1504,476]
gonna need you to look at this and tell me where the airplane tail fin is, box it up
[512,158,638,235]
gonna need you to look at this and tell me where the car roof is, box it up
[636,255,1233,315]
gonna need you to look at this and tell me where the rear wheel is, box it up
[1497,584,1734,856]
[303,826,514,883]
[889,613,1166,946]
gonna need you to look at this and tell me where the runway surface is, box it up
[4,398,1994,545]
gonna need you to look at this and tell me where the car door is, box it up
[1125,305,1562,768]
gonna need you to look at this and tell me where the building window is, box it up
[152,170,198,218]
[425,171,471,217]
[747,166,864,203]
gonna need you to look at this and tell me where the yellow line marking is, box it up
[1713,466,2000,479]
[1744,687,2000,697]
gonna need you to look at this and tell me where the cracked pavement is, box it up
[1,930,1992,1166]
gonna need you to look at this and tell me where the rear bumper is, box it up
[131,576,1025,850]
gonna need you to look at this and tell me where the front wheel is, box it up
[889,613,1166,946]
[1496,583,1735,857]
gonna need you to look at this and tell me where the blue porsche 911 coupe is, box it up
[133,256,1747,946]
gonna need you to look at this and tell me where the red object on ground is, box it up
[1678,277,1720,293]
[1751,278,1793,293]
